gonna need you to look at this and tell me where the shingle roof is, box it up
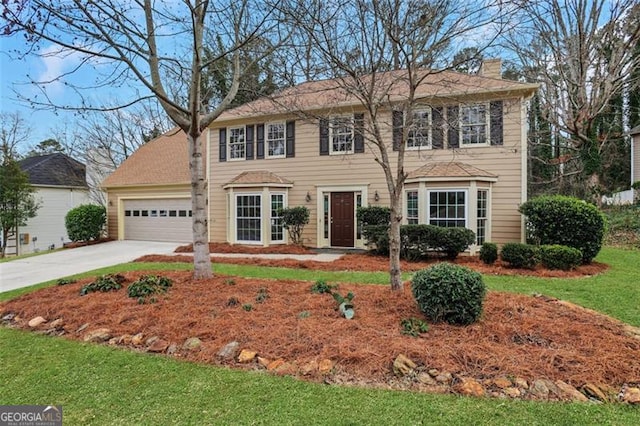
[630,125,640,136]
[224,171,293,187]
[407,162,498,180]
[218,68,539,122]
[19,153,87,187]
[101,128,191,188]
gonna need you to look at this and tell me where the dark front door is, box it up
[330,192,355,247]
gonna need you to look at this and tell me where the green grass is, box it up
[2,246,640,424]
[1,327,639,425]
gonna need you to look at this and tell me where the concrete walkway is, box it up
[0,240,181,293]
[0,241,344,293]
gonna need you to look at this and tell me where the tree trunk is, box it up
[388,191,403,291]
[187,132,212,279]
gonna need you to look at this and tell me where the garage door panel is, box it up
[124,199,191,242]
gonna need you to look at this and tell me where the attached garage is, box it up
[123,198,192,242]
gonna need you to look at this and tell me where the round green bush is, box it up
[500,242,539,269]
[519,195,606,263]
[65,204,106,242]
[479,242,498,264]
[539,245,582,270]
[411,263,486,325]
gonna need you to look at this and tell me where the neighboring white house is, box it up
[17,153,91,254]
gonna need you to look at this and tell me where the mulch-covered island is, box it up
[2,265,639,403]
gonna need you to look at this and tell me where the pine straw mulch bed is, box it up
[135,252,608,278]
[2,270,639,402]
[174,242,315,254]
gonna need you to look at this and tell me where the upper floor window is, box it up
[330,117,353,154]
[267,122,286,158]
[407,109,431,149]
[460,104,488,146]
[228,126,246,160]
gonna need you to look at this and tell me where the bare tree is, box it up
[0,112,31,159]
[289,0,514,290]
[505,0,640,198]
[2,0,289,278]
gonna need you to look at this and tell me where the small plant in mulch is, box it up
[80,274,126,295]
[255,287,269,303]
[311,279,337,294]
[224,278,236,286]
[227,297,240,307]
[332,291,355,319]
[400,317,429,337]
[298,311,311,319]
[57,278,77,286]
[242,303,253,312]
[127,275,173,304]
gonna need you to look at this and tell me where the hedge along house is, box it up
[103,59,538,250]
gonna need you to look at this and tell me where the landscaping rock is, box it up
[428,369,439,377]
[455,378,485,397]
[417,372,437,386]
[257,357,271,368]
[28,316,46,328]
[582,383,608,402]
[1,313,16,322]
[267,359,285,371]
[108,337,119,345]
[131,333,144,346]
[238,349,257,363]
[300,360,318,376]
[504,387,521,398]
[529,380,550,399]
[392,354,416,377]
[147,339,169,353]
[76,323,90,333]
[217,341,240,360]
[435,372,452,384]
[274,362,297,376]
[84,328,112,343]
[622,325,640,340]
[167,344,178,355]
[49,318,64,329]
[318,359,334,375]
[514,377,529,389]
[118,334,133,345]
[621,387,640,404]
[492,377,512,389]
[555,381,588,402]
[145,336,159,346]
[540,379,561,399]
[182,337,202,351]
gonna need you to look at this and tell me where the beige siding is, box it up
[634,134,640,184]
[106,186,190,240]
[209,98,527,247]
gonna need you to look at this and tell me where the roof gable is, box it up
[19,153,87,187]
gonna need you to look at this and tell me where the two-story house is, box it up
[103,59,538,251]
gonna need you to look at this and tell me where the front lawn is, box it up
[1,246,639,424]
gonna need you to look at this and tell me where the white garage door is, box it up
[123,199,192,242]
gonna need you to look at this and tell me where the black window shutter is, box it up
[447,106,459,149]
[354,113,365,153]
[219,128,227,162]
[256,124,265,159]
[319,118,329,155]
[392,110,403,151]
[246,125,254,160]
[432,107,444,149]
[286,120,295,157]
[490,100,503,146]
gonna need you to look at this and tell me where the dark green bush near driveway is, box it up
[65,204,106,242]
[519,195,606,263]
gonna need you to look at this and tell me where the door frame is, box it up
[316,184,369,248]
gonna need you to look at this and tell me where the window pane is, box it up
[406,191,419,224]
[267,123,286,157]
[331,117,353,153]
[236,195,261,242]
[428,190,466,228]
[270,194,284,241]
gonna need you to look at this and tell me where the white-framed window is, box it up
[228,126,246,160]
[266,122,286,158]
[330,116,354,154]
[427,190,467,227]
[236,194,261,242]
[460,103,489,146]
[406,190,419,224]
[270,193,285,243]
[407,108,431,149]
[477,189,488,245]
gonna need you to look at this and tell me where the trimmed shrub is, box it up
[357,206,390,226]
[500,243,539,269]
[279,206,309,245]
[519,195,606,263]
[411,263,486,325]
[539,245,583,270]
[362,224,390,255]
[479,242,498,264]
[400,224,443,260]
[65,204,106,242]
[439,227,476,259]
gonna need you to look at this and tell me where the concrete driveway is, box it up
[0,240,182,293]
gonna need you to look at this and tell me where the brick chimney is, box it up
[479,58,502,79]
